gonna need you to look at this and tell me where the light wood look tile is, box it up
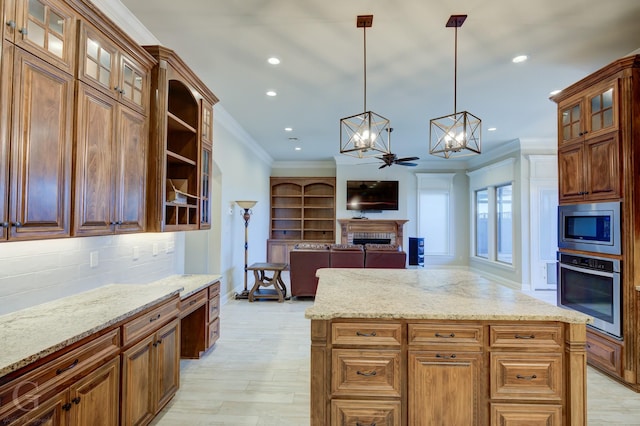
[151,276,640,425]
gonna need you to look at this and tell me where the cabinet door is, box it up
[9,47,72,240]
[118,54,147,113]
[557,143,584,203]
[584,131,620,201]
[115,105,146,233]
[558,98,582,145]
[16,390,67,426]
[199,144,211,229]
[409,351,481,425]
[154,319,180,411]
[69,357,120,426]
[121,334,155,426]
[77,22,119,99]
[73,82,116,236]
[0,42,13,240]
[10,0,77,74]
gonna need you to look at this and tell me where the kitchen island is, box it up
[305,268,591,426]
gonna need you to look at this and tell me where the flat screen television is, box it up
[346,180,399,211]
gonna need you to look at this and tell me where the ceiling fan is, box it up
[377,153,420,169]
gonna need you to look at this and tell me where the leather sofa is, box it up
[289,243,406,298]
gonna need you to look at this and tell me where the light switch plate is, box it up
[90,251,99,268]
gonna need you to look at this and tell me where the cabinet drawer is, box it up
[586,330,622,376]
[408,323,483,349]
[331,322,402,346]
[208,317,220,347]
[0,328,119,418]
[490,324,562,349]
[491,403,562,426]
[490,353,562,400]
[208,294,220,321]
[208,281,220,299]
[180,289,207,317]
[331,349,401,397]
[122,297,180,346]
[331,399,401,426]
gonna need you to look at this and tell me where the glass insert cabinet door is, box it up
[10,0,77,73]
[559,82,617,144]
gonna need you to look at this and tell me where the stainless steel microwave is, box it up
[558,202,621,255]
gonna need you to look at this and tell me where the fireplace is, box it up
[338,219,408,248]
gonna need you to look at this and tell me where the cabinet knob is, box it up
[72,397,81,405]
[12,222,22,227]
[62,403,72,411]
[0,222,8,228]
[18,27,27,35]
[6,20,16,29]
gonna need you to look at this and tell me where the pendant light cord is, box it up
[453,25,458,114]
[363,25,367,112]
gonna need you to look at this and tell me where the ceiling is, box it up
[119,0,640,164]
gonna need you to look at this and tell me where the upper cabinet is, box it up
[552,61,632,204]
[3,0,77,74]
[144,45,218,232]
[77,22,149,113]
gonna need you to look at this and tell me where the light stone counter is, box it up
[305,268,592,324]
[0,274,221,378]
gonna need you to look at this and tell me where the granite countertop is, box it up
[0,274,221,378]
[305,268,592,324]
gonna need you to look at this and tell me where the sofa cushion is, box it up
[330,244,365,268]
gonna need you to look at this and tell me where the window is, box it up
[475,189,488,258]
[496,184,512,263]
[417,173,455,257]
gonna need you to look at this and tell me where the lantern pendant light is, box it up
[429,14,481,159]
[340,15,392,158]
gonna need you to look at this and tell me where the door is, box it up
[69,357,120,426]
[17,390,66,425]
[121,335,155,426]
[73,82,116,236]
[409,351,481,425]
[9,47,72,240]
[530,183,558,292]
[115,105,146,233]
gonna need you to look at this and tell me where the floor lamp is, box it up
[234,200,257,299]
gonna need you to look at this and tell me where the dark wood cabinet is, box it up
[7,45,73,240]
[144,46,218,232]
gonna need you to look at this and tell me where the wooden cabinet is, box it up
[77,22,149,114]
[144,45,218,232]
[0,329,121,425]
[0,44,73,241]
[73,82,147,236]
[553,55,640,389]
[121,318,180,426]
[3,0,77,74]
[268,177,336,263]
[199,99,213,229]
[179,280,221,359]
[311,320,581,426]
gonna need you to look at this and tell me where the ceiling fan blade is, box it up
[396,162,418,167]
[378,163,390,169]
[396,156,420,162]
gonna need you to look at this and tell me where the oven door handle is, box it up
[559,262,617,278]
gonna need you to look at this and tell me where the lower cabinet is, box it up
[14,356,120,426]
[491,403,562,426]
[121,318,180,426]
[331,400,401,426]
[179,280,221,359]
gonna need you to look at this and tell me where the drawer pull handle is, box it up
[435,353,456,359]
[62,402,72,411]
[356,423,376,426]
[516,374,537,380]
[435,332,455,338]
[189,300,197,306]
[153,340,162,347]
[356,331,376,337]
[586,343,591,349]
[149,314,161,322]
[515,334,535,339]
[72,397,81,405]
[356,370,377,377]
[56,358,79,375]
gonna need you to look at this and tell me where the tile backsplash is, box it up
[0,233,184,316]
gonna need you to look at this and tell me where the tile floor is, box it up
[151,276,640,426]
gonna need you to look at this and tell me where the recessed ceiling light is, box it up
[266,90,277,97]
[294,147,301,151]
[549,89,561,96]
[284,127,293,132]
[512,55,528,63]
[268,57,281,65]
[488,127,497,132]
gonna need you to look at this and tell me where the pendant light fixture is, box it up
[340,15,391,158]
[429,14,481,159]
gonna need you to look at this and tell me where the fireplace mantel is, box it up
[338,219,408,248]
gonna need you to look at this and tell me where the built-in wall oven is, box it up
[557,252,621,339]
